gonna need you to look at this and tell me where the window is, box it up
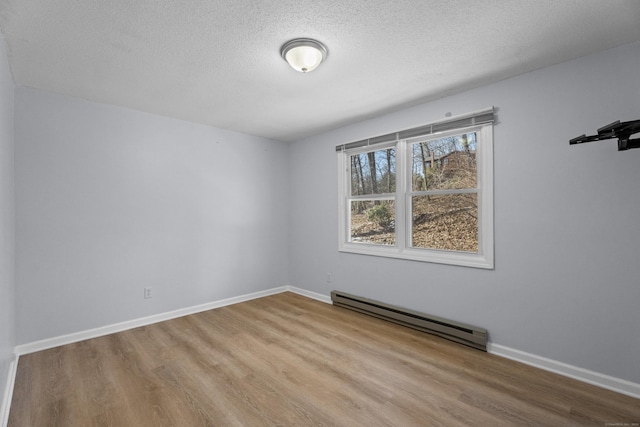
[337,109,494,269]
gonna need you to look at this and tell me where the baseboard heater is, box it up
[331,290,487,351]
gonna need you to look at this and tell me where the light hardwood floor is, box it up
[9,292,640,426]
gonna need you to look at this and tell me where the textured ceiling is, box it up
[1,0,639,142]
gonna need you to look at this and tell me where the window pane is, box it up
[411,194,477,252]
[350,200,395,245]
[411,133,477,191]
[350,148,395,195]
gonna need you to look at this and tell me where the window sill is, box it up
[339,243,494,269]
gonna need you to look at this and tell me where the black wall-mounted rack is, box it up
[570,120,640,151]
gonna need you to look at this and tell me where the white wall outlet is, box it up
[144,287,152,299]
[327,273,332,283]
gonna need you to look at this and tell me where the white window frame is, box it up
[337,114,494,269]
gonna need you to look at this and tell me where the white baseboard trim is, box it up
[15,286,290,356]
[1,354,18,427]
[488,343,640,399]
[288,286,332,304]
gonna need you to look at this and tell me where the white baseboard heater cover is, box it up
[331,290,488,351]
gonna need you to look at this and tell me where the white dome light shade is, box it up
[280,38,328,73]
[285,46,323,72]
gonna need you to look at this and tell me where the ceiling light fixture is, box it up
[280,38,328,73]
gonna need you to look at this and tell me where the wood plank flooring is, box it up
[9,292,640,426]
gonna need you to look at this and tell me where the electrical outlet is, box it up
[144,287,152,299]
[327,273,332,283]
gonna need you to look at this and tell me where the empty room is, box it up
[1,0,640,425]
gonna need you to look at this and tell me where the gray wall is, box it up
[14,88,291,344]
[289,42,640,383]
[0,31,15,405]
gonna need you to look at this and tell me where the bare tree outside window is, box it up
[347,133,479,252]
[411,132,478,252]
[338,114,494,269]
[348,147,395,244]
